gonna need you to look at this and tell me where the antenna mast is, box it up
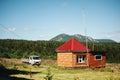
[82,8,89,67]
[82,8,88,53]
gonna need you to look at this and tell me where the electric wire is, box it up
[0,24,22,39]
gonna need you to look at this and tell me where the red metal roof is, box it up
[56,38,90,52]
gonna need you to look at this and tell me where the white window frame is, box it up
[77,55,85,63]
[95,55,102,60]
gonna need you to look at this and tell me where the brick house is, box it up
[56,38,106,68]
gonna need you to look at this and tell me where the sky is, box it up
[0,0,120,42]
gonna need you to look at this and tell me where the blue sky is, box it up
[0,0,120,42]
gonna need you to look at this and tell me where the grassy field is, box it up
[0,59,120,80]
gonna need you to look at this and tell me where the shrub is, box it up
[44,67,54,80]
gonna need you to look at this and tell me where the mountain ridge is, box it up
[50,33,116,43]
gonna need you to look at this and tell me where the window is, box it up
[95,55,102,60]
[77,55,85,63]
[33,57,39,60]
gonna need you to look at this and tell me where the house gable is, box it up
[56,38,90,52]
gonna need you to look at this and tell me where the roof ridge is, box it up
[56,38,90,52]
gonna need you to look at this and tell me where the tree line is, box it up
[0,39,120,63]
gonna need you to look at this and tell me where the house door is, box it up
[77,55,85,63]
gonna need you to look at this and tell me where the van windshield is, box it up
[33,57,39,60]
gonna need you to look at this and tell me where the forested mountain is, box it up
[50,34,95,42]
[50,33,116,43]
[95,39,116,43]
[0,39,120,63]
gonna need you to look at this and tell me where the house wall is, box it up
[57,52,89,67]
[57,52,106,68]
[57,52,73,67]
[89,53,106,68]
[72,53,88,67]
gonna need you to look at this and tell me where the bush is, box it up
[44,67,54,80]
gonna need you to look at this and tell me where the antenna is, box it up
[82,8,88,53]
[92,39,95,51]
[82,8,89,67]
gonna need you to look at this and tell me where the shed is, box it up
[56,38,106,68]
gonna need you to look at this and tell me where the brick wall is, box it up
[89,53,106,68]
[57,52,106,68]
[72,53,89,67]
[57,52,89,67]
[57,52,73,67]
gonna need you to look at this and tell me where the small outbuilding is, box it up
[56,38,106,68]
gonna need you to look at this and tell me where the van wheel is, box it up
[37,64,40,66]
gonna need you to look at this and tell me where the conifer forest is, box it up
[0,39,120,63]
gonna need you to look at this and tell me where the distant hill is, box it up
[50,33,116,43]
[95,39,116,43]
[50,33,96,42]
[50,34,71,42]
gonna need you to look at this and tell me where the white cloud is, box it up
[6,27,16,32]
[60,28,66,32]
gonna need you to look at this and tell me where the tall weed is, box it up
[44,67,54,80]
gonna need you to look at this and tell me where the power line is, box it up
[0,24,22,39]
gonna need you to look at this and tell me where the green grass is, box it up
[0,59,120,80]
